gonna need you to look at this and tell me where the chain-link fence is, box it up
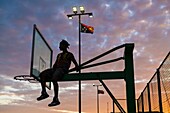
[159,52,170,113]
[137,52,170,113]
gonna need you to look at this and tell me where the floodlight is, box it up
[88,13,93,18]
[73,6,77,14]
[80,6,85,13]
[67,15,73,19]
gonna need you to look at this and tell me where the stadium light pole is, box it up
[93,83,102,113]
[67,6,93,113]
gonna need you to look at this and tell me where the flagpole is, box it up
[78,14,81,113]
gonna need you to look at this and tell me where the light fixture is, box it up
[88,13,93,18]
[93,83,102,86]
[80,6,85,13]
[72,6,77,14]
[67,15,73,19]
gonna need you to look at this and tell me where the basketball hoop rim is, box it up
[14,75,38,83]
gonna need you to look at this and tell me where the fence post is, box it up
[157,69,163,113]
[137,98,139,112]
[147,83,152,112]
[141,92,144,113]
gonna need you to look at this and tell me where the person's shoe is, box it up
[37,93,49,101]
[48,99,60,107]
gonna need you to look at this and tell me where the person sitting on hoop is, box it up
[37,40,79,107]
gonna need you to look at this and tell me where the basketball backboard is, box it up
[30,24,53,89]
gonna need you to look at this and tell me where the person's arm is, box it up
[71,53,79,72]
[52,54,59,70]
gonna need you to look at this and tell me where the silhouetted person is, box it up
[37,40,79,107]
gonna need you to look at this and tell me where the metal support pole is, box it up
[137,98,139,113]
[147,83,152,112]
[97,86,99,113]
[141,92,144,112]
[64,11,93,113]
[157,69,163,113]
[99,79,125,113]
[93,84,102,113]
[113,101,115,113]
[124,43,136,113]
[78,14,81,113]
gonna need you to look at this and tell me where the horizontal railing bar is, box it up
[81,57,124,70]
[60,71,125,81]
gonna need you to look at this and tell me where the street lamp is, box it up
[93,83,102,113]
[67,6,93,19]
[67,6,93,113]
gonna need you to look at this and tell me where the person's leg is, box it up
[48,69,64,106]
[53,81,59,100]
[37,69,53,101]
[40,71,47,94]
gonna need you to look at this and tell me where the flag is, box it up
[80,23,94,34]
[98,89,104,94]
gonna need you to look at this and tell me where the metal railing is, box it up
[137,52,170,113]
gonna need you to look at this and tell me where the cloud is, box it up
[0,74,41,105]
[0,94,25,105]
[0,0,170,112]
[0,74,24,105]
[51,109,86,113]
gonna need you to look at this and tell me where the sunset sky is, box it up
[0,0,170,113]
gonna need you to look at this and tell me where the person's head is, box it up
[59,40,70,51]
